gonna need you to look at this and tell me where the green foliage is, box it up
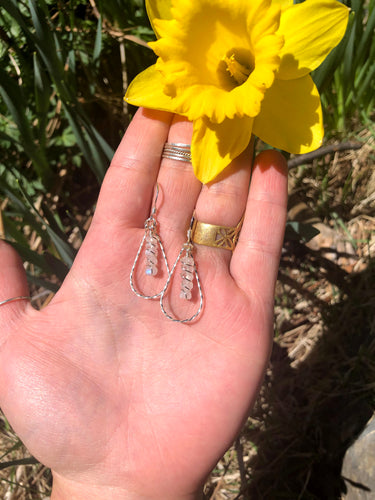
[0,0,154,288]
[313,0,375,133]
[0,0,154,187]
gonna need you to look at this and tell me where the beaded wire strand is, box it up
[160,217,203,323]
[130,185,169,299]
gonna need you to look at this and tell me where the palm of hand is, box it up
[0,110,287,499]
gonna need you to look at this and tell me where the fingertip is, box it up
[250,149,288,207]
[253,149,288,175]
[111,108,173,167]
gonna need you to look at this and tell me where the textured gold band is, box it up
[191,216,244,251]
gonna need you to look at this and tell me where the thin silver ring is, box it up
[162,143,191,163]
[0,296,31,307]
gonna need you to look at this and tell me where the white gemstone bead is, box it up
[145,265,157,276]
[145,231,158,276]
[180,251,195,300]
[180,290,192,300]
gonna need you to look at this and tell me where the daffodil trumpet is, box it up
[125,0,349,184]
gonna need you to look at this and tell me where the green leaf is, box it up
[1,187,50,246]
[0,130,22,146]
[16,180,77,267]
[0,0,32,35]
[0,67,52,183]
[33,53,51,116]
[0,439,24,461]
[33,52,51,149]
[93,14,103,65]
[26,272,60,293]
[42,252,70,282]
[0,68,36,152]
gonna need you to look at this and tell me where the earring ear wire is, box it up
[130,184,169,299]
[160,216,203,323]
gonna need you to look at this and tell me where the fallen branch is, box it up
[287,141,362,169]
[0,457,39,471]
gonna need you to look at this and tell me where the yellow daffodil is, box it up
[125,0,349,183]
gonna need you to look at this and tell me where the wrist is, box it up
[51,473,203,500]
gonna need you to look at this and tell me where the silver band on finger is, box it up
[0,296,31,307]
[162,143,191,163]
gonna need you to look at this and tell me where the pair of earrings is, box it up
[130,186,203,323]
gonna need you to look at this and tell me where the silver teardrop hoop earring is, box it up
[160,216,203,323]
[130,184,169,299]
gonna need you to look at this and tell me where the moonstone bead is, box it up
[145,232,158,276]
[180,253,194,300]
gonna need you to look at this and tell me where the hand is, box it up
[0,109,287,500]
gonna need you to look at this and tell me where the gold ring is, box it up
[192,216,244,251]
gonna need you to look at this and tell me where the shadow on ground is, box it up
[242,247,375,499]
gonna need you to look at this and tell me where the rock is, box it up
[342,414,375,499]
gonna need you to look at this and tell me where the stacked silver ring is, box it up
[162,143,191,163]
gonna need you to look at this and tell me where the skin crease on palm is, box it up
[0,108,288,500]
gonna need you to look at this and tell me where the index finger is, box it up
[92,108,173,232]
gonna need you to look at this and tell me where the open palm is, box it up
[0,109,287,500]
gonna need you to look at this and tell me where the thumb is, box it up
[0,240,30,333]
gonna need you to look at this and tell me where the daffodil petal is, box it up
[150,0,283,124]
[124,65,176,112]
[253,75,323,154]
[192,116,253,184]
[271,0,293,11]
[146,0,173,37]
[277,0,349,79]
